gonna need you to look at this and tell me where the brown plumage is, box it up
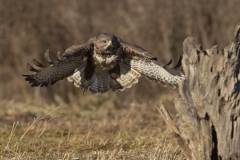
[23,33,185,94]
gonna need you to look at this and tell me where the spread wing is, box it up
[23,42,94,87]
[121,43,185,88]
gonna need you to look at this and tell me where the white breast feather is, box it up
[95,54,116,64]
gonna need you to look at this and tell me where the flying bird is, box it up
[23,33,185,94]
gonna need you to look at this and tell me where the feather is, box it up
[116,62,141,90]
[128,58,184,88]
[27,63,39,72]
[88,72,120,94]
[173,55,182,69]
[56,51,63,61]
[63,43,93,59]
[44,49,54,64]
[33,59,46,68]
[68,61,88,88]
[121,42,184,87]
[89,73,99,94]
[164,59,172,67]
[23,50,84,87]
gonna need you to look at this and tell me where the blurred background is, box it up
[0,0,240,108]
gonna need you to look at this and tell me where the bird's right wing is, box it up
[62,38,94,58]
[23,42,93,87]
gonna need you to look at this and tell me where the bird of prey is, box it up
[23,33,185,94]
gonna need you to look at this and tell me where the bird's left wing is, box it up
[23,42,94,87]
[121,43,185,88]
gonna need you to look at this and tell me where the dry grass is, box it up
[0,98,184,159]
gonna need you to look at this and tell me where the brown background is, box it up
[1,0,239,107]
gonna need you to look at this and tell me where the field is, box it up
[0,0,240,159]
[0,93,185,159]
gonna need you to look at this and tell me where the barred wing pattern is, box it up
[121,43,185,88]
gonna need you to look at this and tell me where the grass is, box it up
[0,97,185,160]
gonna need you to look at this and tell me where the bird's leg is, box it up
[83,80,91,93]
[109,65,120,92]
[83,60,95,93]
[110,79,116,91]
[109,64,120,79]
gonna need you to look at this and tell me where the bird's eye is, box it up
[103,40,107,43]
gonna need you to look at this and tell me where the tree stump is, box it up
[159,24,240,160]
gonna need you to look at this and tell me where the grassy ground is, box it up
[0,95,185,160]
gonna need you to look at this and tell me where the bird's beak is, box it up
[107,40,112,46]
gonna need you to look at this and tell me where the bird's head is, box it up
[95,33,120,54]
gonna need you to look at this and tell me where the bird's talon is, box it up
[110,80,115,91]
[83,81,90,93]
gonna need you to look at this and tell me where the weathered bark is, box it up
[159,24,240,160]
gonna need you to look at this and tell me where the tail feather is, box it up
[97,75,104,93]
[89,73,118,94]
[68,62,111,94]
[89,73,99,94]
[97,73,112,93]
[102,74,111,92]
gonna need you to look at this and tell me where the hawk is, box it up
[23,33,185,94]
